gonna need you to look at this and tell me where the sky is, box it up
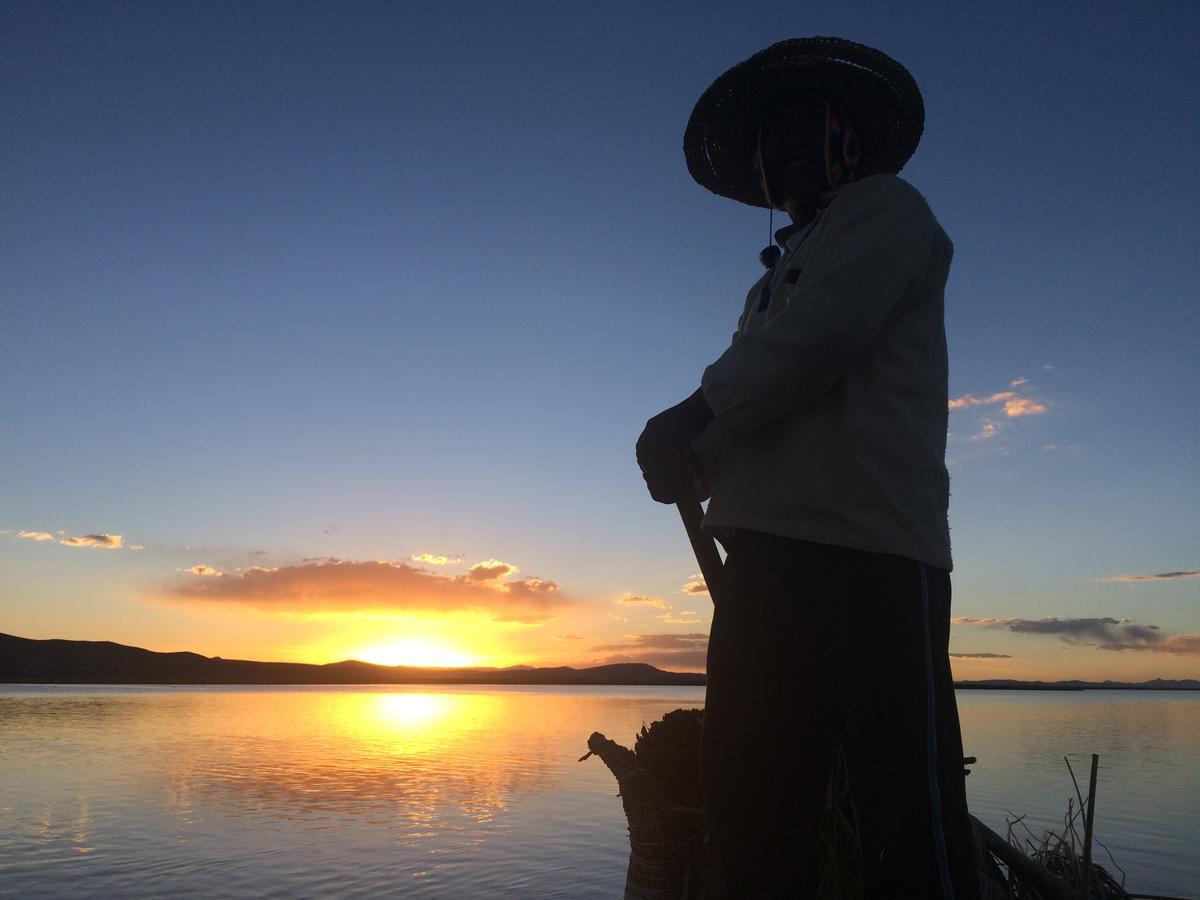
[2,1,1197,682]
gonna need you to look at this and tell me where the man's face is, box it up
[758,94,829,206]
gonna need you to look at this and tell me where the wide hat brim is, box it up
[684,37,924,208]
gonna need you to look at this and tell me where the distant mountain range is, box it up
[954,677,1200,691]
[1,633,1197,689]
[0,632,705,686]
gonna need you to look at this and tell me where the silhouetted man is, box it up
[636,38,977,898]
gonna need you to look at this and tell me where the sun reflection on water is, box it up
[0,686,701,897]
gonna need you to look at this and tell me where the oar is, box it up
[676,500,724,604]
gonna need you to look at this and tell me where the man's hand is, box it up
[636,388,714,504]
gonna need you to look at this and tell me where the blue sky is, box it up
[2,1,1197,679]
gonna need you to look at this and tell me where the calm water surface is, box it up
[0,686,1196,898]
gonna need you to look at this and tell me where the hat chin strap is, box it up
[825,103,861,188]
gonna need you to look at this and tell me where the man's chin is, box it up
[778,184,824,209]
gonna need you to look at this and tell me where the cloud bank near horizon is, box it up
[163,558,570,620]
[1093,570,1199,583]
[954,615,1200,655]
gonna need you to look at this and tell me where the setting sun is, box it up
[355,639,476,669]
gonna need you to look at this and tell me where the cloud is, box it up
[682,574,709,596]
[1093,570,1200,584]
[1006,617,1128,638]
[618,593,667,609]
[409,553,463,566]
[17,531,55,542]
[184,565,224,577]
[593,633,708,651]
[466,559,517,582]
[954,615,1200,655]
[1003,397,1047,417]
[949,383,1047,425]
[968,421,999,441]
[556,634,584,641]
[161,558,571,617]
[61,533,124,549]
[504,578,558,598]
[658,612,706,625]
[1156,635,1200,654]
[491,613,557,625]
[948,391,1015,410]
[591,632,710,671]
[949,652,1012,659]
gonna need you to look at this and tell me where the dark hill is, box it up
[0,632,706,686]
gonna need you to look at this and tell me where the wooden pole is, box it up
[676,500,723,604]
[1080,753,1099,899]
[971,817,1077,900]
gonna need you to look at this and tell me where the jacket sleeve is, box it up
[700,175,940,433]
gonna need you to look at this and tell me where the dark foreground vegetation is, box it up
[584,710,1174,899]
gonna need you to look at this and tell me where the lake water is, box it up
[0,685,1196,898]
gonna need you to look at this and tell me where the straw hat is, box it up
[684,37,924,208]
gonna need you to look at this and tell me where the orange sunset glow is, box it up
[354,639,477,669]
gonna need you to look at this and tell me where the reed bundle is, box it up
[584,710,1172,900]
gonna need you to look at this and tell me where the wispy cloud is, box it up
[618,593,667,609]
[1002,397,1047,417]
[61,533,124,549]
[681,574,709,596]
[968,420,999,441]
[954,615,1200,655]
[491,612,557,625]
[184,565,224,576]
[161,558,570,617]
[17,530,55,542]
[658,612,706,625]
[949,380,1048,448]
[591,632,709,670]
[466,559,517,582]
[949,652,1012,659]
[1092,570,1200,584]
[409,552,464,566]
[949,391,1016,410]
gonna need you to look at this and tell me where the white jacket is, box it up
[697,174,954,570]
